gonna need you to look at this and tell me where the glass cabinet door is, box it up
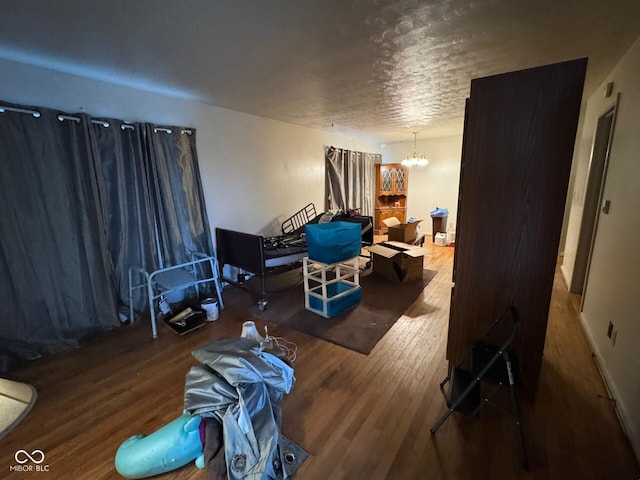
[393,167,406,193]
[380,166,407,194]
[381,167,393,193]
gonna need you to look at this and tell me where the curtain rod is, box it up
[154,127,193,135]
[57,114,110,128]
[58,114,135,130]
[2,105,189,134]
[0,105,41,117]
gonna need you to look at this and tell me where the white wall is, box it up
[562,36,640,459]
[382,135,463,235]
[0,58,381,239]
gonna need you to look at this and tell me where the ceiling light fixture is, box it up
[402,131,428,167]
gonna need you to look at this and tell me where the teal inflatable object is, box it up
[115,414,204,478]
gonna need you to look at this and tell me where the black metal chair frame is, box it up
[430,305,529,470]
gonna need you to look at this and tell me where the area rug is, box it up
[248,269,438,354]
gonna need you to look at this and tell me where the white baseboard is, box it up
[578,312,640,463]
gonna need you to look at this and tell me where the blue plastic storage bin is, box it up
[305,221,361,264]
[308,282,362,318]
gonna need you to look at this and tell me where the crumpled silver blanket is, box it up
[184,337,307,479]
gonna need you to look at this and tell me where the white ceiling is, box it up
[0,0,639,143]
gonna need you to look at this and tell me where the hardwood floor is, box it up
[1,243,638,479]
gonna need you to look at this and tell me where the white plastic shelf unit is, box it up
[303,256,361,318]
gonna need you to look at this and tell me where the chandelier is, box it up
[402,131,428,167]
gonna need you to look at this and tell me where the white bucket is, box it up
[435,232,447,246]
[200,298,219,321]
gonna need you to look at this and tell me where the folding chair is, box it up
[431,305,529,470]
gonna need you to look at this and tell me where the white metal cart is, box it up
[128,252,224,338]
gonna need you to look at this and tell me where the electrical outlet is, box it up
[607,321,613,338]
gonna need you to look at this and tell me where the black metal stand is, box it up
[430,305,529,470]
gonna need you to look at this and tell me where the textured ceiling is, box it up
[0,0,639,143]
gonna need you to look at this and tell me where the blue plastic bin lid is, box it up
[430,207,449,218]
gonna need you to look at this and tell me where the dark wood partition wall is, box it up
[446,58,588,398]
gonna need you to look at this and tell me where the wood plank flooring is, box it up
[1,243,638,479]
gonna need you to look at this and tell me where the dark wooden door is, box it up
[446,58,587,397]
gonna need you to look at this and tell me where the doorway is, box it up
[570,94,620,295]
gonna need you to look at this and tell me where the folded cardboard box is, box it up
[367,241,429,283]
[383,217,423,243]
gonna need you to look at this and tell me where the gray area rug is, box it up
[247,268,438,354]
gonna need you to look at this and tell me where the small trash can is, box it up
[430,207,449,243]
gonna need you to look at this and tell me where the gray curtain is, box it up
[144,125,213,268]
[92,121,158,310]
[95,122,213,311]
[0,102,214,372]
[0,104,120,371]
[325,146,379,216]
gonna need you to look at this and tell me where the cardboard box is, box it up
[383,217,423,243]
[367,241,428,283]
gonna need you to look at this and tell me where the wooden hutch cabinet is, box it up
[374,163,408,234]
